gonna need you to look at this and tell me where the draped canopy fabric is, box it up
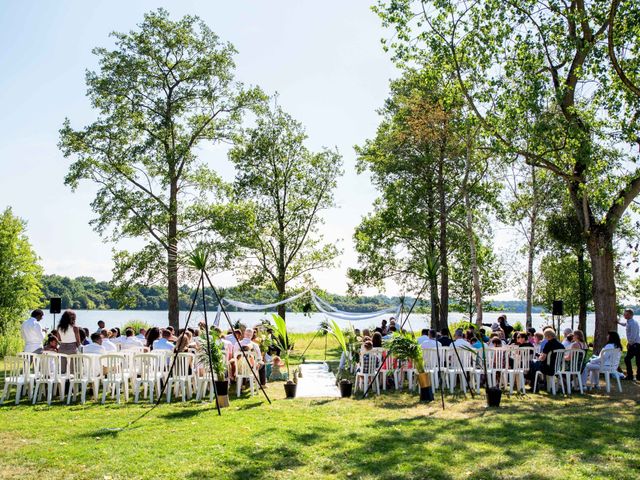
[214,290,401,322]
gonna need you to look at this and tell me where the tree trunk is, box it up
[438,151,449,330]
[577,246,588,334]
[276,271,286,321]
[430,279,440,330]
[464,193,483,327]
[167,179,179,330]
[586,229,618,352]
[525,166,538,329]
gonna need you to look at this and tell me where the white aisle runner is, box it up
[295,362,341,398]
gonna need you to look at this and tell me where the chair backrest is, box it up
[562,349,586,373]
[236,350,256,377]
[67,354,94,381]
[486,348,508,370]
[510,347,534,370]
[18,352,39,376]
[39,352,63,380]
[133,353,158,381]
[173,353,194,377]
[547,349,566,374]
[447,347,474,370]
[100,354,125,380]
[4,356,24,380]
[422,348,440,370]
[600,348,622,372]
[359,350,382,375]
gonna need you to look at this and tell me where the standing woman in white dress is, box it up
[57,310,81,372]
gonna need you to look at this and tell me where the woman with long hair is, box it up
[57,309,80,372]
[581,331,624,387]
[146,327,161,350]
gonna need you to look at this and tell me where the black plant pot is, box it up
[339,381,353,398]
[419,386,434,402]
[486,387,502,407]
[284,382,297,398]
[214,380,229,396]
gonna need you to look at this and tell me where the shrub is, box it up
[122,319,151,334]
[513,321,524,331]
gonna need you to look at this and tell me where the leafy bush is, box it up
[122,319,151,334]
[449,320,475,333]
[513,321,524,331]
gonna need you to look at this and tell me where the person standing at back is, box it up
[617,308,640,381]
[21,309,45,353]
[57,310,80,356]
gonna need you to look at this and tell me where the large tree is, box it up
[0,208,42,355]
[228,104,342,319]
[59,9,261,328]
[376,0,640,350]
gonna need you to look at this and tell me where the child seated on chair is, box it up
[269,355,287,381]
[43,334,59,352]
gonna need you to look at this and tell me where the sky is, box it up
[0,0,517,297]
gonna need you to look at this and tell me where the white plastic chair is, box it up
[446,347,477,394]
[422,347,449,390]
[533,349,565,395]
[235,350,257,397]
[506,347,534,394]
[195,351,227,402]
[561,349,586,394]
[1,356,29,405]
[18,352,40,400]
[355,350,382,395]
[100,354,129,404]
[590,348,623,393]
[166,352,194,402]
[379,349,400,391]
[486,348,508,389]
[66,354,98,404]
[32,353,66,405]
[132,354,160,403]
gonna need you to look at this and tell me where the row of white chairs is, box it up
[354,346,623,396]
[1,351,225,405]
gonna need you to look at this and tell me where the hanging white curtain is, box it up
[311,292,401,321]
[220,289,310,311]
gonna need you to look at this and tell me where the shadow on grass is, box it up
[234,401,263,411]
[160,408,206,420]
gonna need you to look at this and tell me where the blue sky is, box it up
[0,0,403,294]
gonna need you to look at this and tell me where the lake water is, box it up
[42,309,627,339]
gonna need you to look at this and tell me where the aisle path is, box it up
[295,362,341,398]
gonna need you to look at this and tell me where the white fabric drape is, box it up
[221,289,310,311]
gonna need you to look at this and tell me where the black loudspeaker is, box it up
[552,300,564,316]
[49,297,62,314]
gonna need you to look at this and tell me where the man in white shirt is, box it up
[452,329,472,349]
[135,328,146,341]
[100,330,118,352]
[416,329,430,345]
[421,329,439,349]
[82,333,106,355]
[20,309,45,353]
[617,308,640,381]
[153,330,175,351]
[120,328,144,351]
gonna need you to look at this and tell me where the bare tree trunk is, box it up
[276,272,286,320]
[167,179,179,330]
[577,246,588,334]
[586,229,618,352]
[525,166,538,329]
[438,151,449,330]
[464,192,483,327]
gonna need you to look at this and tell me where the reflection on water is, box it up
[41,309,627,339]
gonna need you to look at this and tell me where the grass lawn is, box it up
[0,334,638,480]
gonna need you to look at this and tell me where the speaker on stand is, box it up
[552,300,564,332]
[50,297,61,331]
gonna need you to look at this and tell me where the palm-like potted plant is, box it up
[386,332,433,401]
[326,319,354,397]
[271,313,296,398]
[197,332,230,406]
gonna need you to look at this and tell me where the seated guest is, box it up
[135,328,146,341]
[527,327,536,344]
[570,330,588,350]
[581,332,624,387]
[371,332,383,348]
[452,329,472,349]
[95,320,106,334]
[120,328,144,350]
[488,336,503,348]
[380,319,388,335]
[153,329,176,351]
[109,328,122,344]
[165,326,178,342]
[225,329,241,346]
[82,333,106,354]
[466,330,483,349]
[383,326,397,340]
[78,328,90,346]
[174,331,193,353]
[269,356,287,381]
[438,329,452,346]
[417,329,430,345]
[146,327,161,350]
[100,329,118,352]
[478,328,489,343]
[421,329,438,349]
[43,334,60,352]
[527,329,564,391]
[362,328,371,339]
[561,328,574,348]
[516,332,534,348]
[234,328,262,362]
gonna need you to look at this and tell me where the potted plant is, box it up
[271,313,297,398]
[326,319,354,397]
[478,342,502,407]
[197,330,230,407]
[386,332,433,402]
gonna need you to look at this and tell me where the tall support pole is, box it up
[434,334,446,410]
[446,327,475,399]
[201,272,222,415]
[203,270,272,404]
